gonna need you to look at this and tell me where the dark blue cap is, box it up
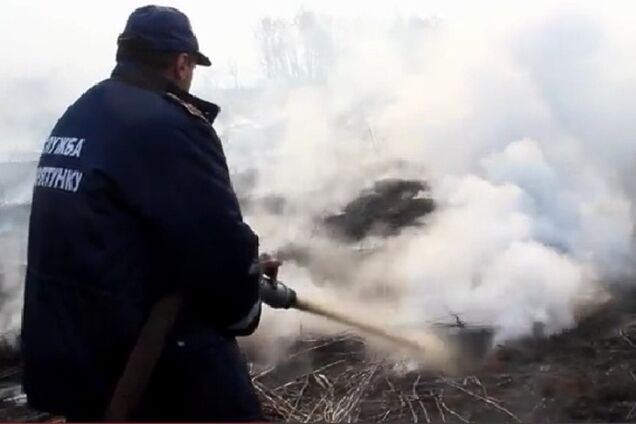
[118,5,211,66]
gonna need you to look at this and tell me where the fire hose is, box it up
[105,276,433,421]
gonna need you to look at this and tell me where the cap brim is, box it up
[196,52,211,67]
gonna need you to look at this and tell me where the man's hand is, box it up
[257,254,296,309]
[259,253,281,282]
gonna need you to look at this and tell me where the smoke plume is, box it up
[2,2,636,367]
[240,4,636,355]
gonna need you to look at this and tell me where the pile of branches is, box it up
[251,335,521,423]
[0,306,635,421]
[252,306,636,423]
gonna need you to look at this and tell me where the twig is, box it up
[620,329,636,349]
[445,380,522,423]
[313,373,333,391]
[366,122,380,153]
[627,402,636,420]
[406,394,418,423]
[253,380,306,422]
[272,359,345,391]
[332,363,378,422]
[472,376,489,398]
[495,375,514,387]
[450,312,466,328]
[292,375,310,411]
[252,336,350,381]
[438,389,470,424]
[434,392,447,423]
[252,364,276,381]
[412,376,431,424]
[289,334,352,359]
[385,376,409,420]
[304,394,326,423]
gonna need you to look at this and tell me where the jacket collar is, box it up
[111,61,220,123]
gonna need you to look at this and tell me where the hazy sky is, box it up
[1,0,634,154]
[4,0,454,81]
[0,0,594,86]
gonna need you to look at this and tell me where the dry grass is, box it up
[250,334,522,423]
[251,306,636,423]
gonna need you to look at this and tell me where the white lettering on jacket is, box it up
[35,167,83,193]
[42,136,85,158]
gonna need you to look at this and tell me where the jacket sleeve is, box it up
[111,115,260,332]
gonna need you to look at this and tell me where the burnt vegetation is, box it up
[323,179,435,241]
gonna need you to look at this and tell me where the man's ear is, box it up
[175,53,191,80]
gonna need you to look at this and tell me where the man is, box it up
[21,5,294,422]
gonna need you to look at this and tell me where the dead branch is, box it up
[437,389,470,424]
[620,329,636,349]
[444,380,522,423]
[434,393,447,423]
[626,402,636,421]
[412,376,431,424]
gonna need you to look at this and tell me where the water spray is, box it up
[260,276,492,373]
[293,296,432,353]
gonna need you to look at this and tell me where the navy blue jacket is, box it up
[21,63,261,418]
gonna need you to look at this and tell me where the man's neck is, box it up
[111,61,221,123]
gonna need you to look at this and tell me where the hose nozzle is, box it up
[259,276,297,309]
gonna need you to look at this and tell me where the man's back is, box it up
[22,64,262,420]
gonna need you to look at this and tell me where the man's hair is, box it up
[116,38,189,70]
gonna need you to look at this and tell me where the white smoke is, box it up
[242,4,636,349]
[1,2,636,355]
